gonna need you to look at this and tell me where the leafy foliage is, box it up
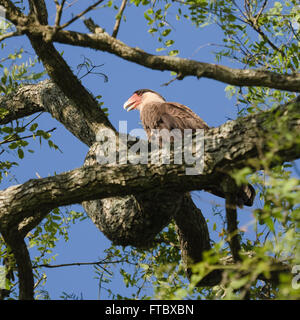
[0,24,60,183]
[0,0,299,300]
[94,0,300,300]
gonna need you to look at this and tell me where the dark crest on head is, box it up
[134,89,165,101]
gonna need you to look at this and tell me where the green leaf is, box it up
[162,29,171,37]
[227,14,236,22]
[1,126,13,134]
[165,40,174,47]
[17,148,24,159]
[148,28,158,34]
[30,123,38,131]
[8,142,18,150]
[168,50,179,56]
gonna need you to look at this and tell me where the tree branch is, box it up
[0,229,34,300]
[28,0,48,25]
[0,30,22,43]
[174,193,211,277]
[0,97,299,237]
[0,80,101,146]
[225,193,241,262]
[53,0,66,27]
[49,27,300,92]
[0,0,25,25]
[0,127,56,146]
[33,258,129,270]
[59,0,104,30]
[112,0,127,38]
[2,9,298,92]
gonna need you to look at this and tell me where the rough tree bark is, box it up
[0,0,299,299]
[0,80,299,300]
[1,84,299,241]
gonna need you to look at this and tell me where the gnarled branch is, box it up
[1,97,299,242]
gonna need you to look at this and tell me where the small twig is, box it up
[254,0,268,25]
[76,56,108,81]
[161,72,184,87]
[242,1,290,68]
[0,127,56,145]
[59,0,104,30]
[288,20,300,42]
[54,0,66,27]
[112,0,127,38]
[0,30,22,43]
[33,274,46,289]
[0,111,44,145]
[65,0,79,10]
[32,258,132,277]
[83,17,103,33]
[232,0,248,21]
[19,111,44,131]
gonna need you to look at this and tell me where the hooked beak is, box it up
[123,93,141,112]
[123,99,136,112]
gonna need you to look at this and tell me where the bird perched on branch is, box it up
[123,89,255,207]
[123,89,209,137]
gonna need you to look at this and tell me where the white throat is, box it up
[138,92,165,111]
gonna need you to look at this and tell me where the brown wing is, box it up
[141,102,209,139]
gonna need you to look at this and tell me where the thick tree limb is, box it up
[27,36,114,133]
[1,97,299,237]
[0,1,299,295]
[0,80,102,146]
[174,193,211,273]
[0,228,34,300]
[1,0,299,92]
[0,0,25,25]
[82,142,185,248]
[28,0,48,25]
[0,84,44,126]
[43,26,300,92]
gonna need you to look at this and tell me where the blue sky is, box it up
[1,1,265,299]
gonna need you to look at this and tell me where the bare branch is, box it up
[46,27,300,92]
[0,84,45,126]
[59,0,104,30]
[33,258,131,270]
[0,127,56,146]
[254,0,268,25]
[112,0,127,38]
[0,80,104,146]
[54,0,66,27]
[0,30,22,43]
[174,194,211,275]
[2,3,299,92]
